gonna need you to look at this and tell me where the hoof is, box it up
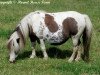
[30,55,36,58]
[75,58,80,62]
[75,59,79,62]
[68,58,73,63]
[43,57,48,60]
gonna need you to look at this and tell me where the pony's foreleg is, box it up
[68,36,79,63]
[40,39,48,59]
[30,42,36,58]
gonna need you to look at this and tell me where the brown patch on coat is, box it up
[45,14,58,32]
[62,17,78,38]
[7,39,13,50]
[28,25,40,44]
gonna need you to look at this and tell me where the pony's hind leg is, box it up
[40,39,48,59]
[68,36,81,62]
[68,46,78,62]
[74,40,82,62]
[30,42,36,58]
[75,45,82,62]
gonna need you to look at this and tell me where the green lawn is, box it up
[0,0,100,75]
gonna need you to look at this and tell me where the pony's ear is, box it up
[16,38,20,44]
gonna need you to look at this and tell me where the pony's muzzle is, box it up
[9,57,16,63]
[9,54,16,63]
[9,60,16,63]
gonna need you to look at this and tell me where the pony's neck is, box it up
[19,16,30,39]
[18,12,36,40]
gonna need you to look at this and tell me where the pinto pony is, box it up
[7,11,92,63]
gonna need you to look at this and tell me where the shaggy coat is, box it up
[7,11,92,63]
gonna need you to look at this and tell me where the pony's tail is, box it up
[82,15,92,62]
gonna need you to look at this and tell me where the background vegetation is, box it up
[0,0,100,75]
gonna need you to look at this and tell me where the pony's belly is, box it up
[43,29,64,44]
[48,35,64,44]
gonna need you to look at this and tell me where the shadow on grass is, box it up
[16,47,72,60]
[47,47,72,59]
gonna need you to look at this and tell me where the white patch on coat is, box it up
[7,10,92,62]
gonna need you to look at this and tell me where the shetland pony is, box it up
[7,11,92,63]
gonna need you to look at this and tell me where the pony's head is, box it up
[7,27,25,63]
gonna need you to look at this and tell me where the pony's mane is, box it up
[7,25,26,49]
[16,26,26,45]
[7,10,46,49]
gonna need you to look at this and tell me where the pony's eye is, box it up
[16,38,20,44]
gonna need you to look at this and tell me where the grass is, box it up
[0,0,100,75]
